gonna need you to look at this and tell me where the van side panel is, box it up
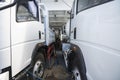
[0,8,11,70]
[70,1,120,80]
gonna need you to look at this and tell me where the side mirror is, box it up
[67,11,74,19]
[0,0,18,11]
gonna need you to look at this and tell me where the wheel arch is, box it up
[69,43,87,80]
[31,43,47,66]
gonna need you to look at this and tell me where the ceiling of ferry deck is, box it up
[41,0,74,28]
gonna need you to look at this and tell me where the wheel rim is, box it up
[33,60,44,78]
[73,68,81,80]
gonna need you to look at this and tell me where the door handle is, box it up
[39,31,41,39]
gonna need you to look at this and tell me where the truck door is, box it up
[10,0,45,76]
[0,0,11,73]
[70,0,76,40]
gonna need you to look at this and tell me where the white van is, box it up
[0,0,55,80]
[63,0,120,80]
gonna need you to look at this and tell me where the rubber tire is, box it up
[32,53,45,80]
[72,67,81,80]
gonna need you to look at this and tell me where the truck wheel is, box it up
[32,53,45,80]
[72,67,81,80]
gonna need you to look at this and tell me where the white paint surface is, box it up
[70,0,120,80]
[0,72,9,80]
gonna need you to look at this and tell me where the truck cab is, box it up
[0,0,46,79]
[68,0,120,80]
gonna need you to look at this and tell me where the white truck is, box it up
[60,23,70,42]
[63,0,120,80]
[0,0,55,80]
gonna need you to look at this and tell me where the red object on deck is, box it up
[47,44,54,60]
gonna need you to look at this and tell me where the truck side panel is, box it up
[70,0,120,80]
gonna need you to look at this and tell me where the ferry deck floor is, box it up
[17,50,74,80]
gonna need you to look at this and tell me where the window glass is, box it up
[100,0,112,3]
[16,0,39,22]
[77,0,89,12]
[88,0,102,7]
[0,0,5,2]
[77,0,113,13]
